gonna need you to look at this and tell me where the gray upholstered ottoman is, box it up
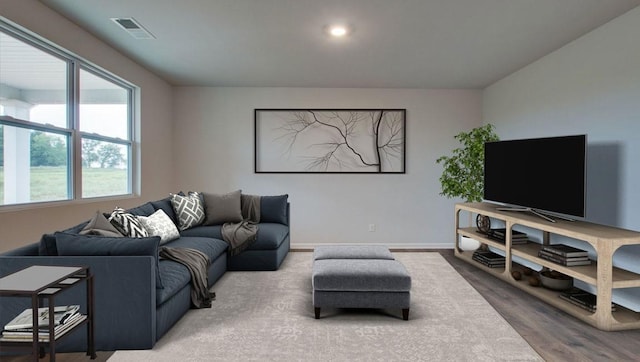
[312,245,412,320]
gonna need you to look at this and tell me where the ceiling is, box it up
[41,0,640,89]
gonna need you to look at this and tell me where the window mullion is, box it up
[0,117,71,135]
[70,60,82,200]
[80,132,131,146]
[128,88,136,195]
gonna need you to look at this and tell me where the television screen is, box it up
[483,135,586,218]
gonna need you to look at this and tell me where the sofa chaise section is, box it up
[0,192,290,353]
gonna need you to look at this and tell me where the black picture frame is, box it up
[254,109,406,173]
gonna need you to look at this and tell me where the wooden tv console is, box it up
[455,202,640,331]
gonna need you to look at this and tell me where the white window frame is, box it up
[0,19,137,209]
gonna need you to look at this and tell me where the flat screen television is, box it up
[483,134,587,222]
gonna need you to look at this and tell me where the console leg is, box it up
[314,307,321,319]
[402,308,409,321]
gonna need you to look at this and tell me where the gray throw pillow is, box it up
[202,190,243,225]
[80,211,123,237]
[259,194,289,225]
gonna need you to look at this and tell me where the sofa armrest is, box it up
[0,255,156,352]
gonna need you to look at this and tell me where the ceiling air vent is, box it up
[110,17,155,39]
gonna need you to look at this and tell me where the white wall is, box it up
[173,87,481,248]
[484,6,640,230]
[483,7,640,309]
[0,0,174,252]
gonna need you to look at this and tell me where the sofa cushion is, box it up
[180,224,287,251]
[39,234,58,256]
[54,232,164,288]
[38,221,89,256]
[179,225,223,240]
[202,190,243,225]
[155,236,228,305]
[156,260,191,306]
[109,208,149,238]
[171,192,205,231]
[138,210,180,244]
[260,195,288,225]
[252,223,289,250]
[162,236,228,262]
[80,211,123,237]
[126,202,156,217]
[150,197,178,225]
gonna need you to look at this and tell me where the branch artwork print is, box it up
[255,109,405,173]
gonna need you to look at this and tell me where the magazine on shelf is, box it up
[2,313,83,335]
[3,305,80,331]
[0,315,86,342]
[541,244,588,258]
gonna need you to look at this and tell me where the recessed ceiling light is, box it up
[330,26,347,37]
[325,24,352,38]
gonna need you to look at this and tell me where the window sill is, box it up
[0,194,139,214]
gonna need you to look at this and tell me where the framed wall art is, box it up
[255,109,406,173]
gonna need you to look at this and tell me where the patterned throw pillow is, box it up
[138,209,180,244]
[108,207,149,238]
[171,192,205,231]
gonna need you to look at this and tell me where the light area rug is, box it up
[109,252,542,361]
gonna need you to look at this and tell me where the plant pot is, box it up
[459,236,481,251]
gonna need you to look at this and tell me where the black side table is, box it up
[0,265,95,361]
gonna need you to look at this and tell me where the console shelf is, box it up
[455,202,640,331]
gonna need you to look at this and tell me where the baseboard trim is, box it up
[290,242,453,251]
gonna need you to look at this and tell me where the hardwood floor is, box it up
[4,249,640,361]
[440,249,640,361]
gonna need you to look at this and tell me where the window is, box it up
[0,20,136,207]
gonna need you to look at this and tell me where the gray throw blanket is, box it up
[159,246,214,308]
[222,194,261,256]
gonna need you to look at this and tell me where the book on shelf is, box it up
[3,305,80,331]
[559,288,616,312]
[473,250,505,260]
[472,258,505,268]
[487,236,529,245]
[0,315,86,342]
[486,229,529,244]
[472,250,505,268]
[537,251,592,266]
[541,244,588,258]
[489,228,528,239]
[538,250,590,262]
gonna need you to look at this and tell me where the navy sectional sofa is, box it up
[0,195,290,352]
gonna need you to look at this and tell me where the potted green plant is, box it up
[437,124,499,250]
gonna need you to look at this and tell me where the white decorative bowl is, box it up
[459,236,481,251]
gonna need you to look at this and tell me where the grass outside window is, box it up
[0,166,128,205]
